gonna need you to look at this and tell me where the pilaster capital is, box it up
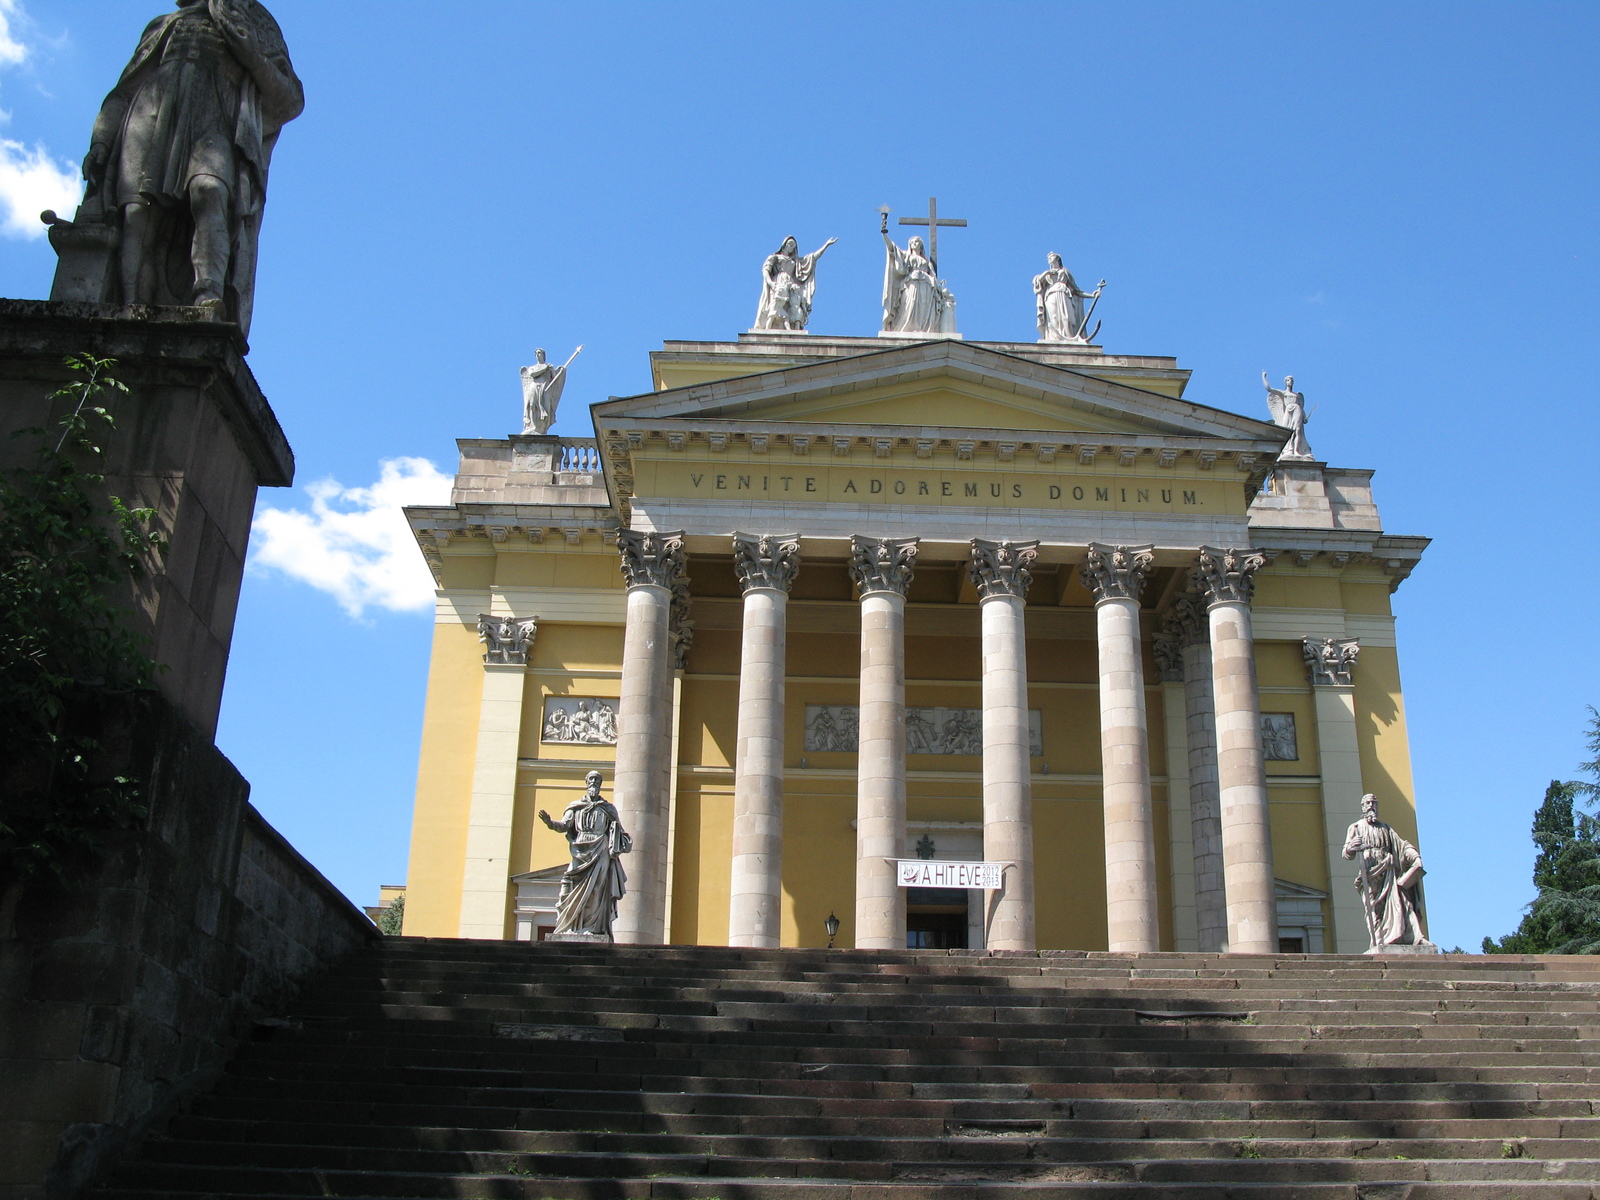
[1304,635,1360,686]
[616,528,686,591]
[1079,542,1155,604]
[1191,545,1267,608]
[1153,632,1185,683]
[732,531,800,594]
[968,538,1039,601]
[478,613,537,665]
[849,535,919,598]
[1164,592,1209,647]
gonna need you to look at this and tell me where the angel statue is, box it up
[880,211,957,335]
[1263,372,1315,460]
[1033,253,1104,343]
[539,771,631,941]
[520,346,582,435]
[753,235,837,332]
[45,0,304,335]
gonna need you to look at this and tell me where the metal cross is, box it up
[897,196,967,274]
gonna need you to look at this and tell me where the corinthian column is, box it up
[728,532,800,948]
[612,528,685,945]
[969,538,1039,951]
[1080,543,1159,953]
[1193,545,1275,954]
[849,536,918,950]
[1169,593,1227,952]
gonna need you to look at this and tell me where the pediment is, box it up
[595,340,1286,446]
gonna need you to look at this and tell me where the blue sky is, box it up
[2,1,1596,951]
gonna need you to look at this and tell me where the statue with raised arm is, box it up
[47,0,304,335]
[520,345,582,435]
[753,235,837,331]
[1342,794,1436,952]
[880,211,957,335]
[1033,253,1104,343]
[1263,373,1315,460]
[539,771,631,941]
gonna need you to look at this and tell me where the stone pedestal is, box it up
[0,300,293,738]
[546,931,611,944]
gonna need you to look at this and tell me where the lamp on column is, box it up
[825,911,840,949]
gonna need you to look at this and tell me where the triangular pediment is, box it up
[594,340,1286,446]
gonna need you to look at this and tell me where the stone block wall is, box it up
[0,694,378,1200]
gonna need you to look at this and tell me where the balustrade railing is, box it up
[558,439,601,474]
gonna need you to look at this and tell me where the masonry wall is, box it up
[0,694,378,1200]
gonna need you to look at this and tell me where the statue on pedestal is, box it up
[753,235,836,332]
[539,771,631,941]
[47,0,304,335]
[1033,253,1103,343]
[1343,794,1436,952]
[880,211,956,335]
[520,346,582,436]
[1264,373,1315,460]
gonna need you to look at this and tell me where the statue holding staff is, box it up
[1342,793,1435,952]
[539,771,631,941]
[520,345,582,435]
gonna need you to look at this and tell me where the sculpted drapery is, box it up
[754,236,836,331]
[1342,794,1432,950]
[881,232,956,335]
[539,771,632,940]
[1033,253,1099,342]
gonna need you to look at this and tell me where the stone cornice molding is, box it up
[1079,542,1155,604]
[616,528,686,591]
[1304,636,1360,686]
[968,538,1039,601]
[849,535,919,598]
[478,613,537,665]
[732,532,801,594]
[1192,545,1267,608]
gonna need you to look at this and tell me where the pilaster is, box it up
[1306,635,1368,953]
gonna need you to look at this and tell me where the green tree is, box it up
[1484,711,1600,954]
[376,892,406,936]
[0,355,163,881]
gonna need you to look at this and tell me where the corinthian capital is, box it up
[616,528,686,590]
[849,535,918,598]
[1164,592,1209,647]
[968,538,1039,601]
[1304,635,1360,686]
[1153,632,1185,683]
[478,613,537,665]
[732,531,800,593]
[1079,542,1155,603]
[1191,545,1267,608]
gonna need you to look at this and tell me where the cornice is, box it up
[404,502,621,582]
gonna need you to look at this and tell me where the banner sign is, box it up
[896,859,1004,890]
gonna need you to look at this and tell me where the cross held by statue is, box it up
[897,196,967,274]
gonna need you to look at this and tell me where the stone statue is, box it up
[753,235,836,331]
[880,211,956,335]
[46,0,304,335]
[1263,373,1315,460]
[539,771,632,941]
[1033,253,1104,343]
[1342,794,1436,953]
[520,346,582,436]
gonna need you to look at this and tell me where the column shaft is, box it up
[855,590,907,948]
[1095,596,1158,951]
[729,587,789,946]
[611,583,674,944]
[1209,598,1276,953]
[1183,639,1227,952]
[457,663,528,938]
[981,592,1035,950]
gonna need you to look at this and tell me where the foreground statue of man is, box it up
[1343,793,1436,952]
[49,0,303,334]
[539,771,631,941]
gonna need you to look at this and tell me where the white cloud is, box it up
[249,457,453,618]
[0,137,79,238]
[0,1,30,70]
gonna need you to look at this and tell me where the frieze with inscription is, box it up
[805,704,1043,756]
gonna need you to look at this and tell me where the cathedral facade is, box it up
[399,328,1427,955]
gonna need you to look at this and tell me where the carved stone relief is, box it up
[1304,636,1360,686]
[1260,713,1299,761]
[804,704,1042,756]
[541,697,618,745]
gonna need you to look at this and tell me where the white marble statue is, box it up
[880,212,956,335]
[539,770,631,941]
[753,235,836,331]
[1263,372,1314,460]
[1033,253,1104,343]
[1342,794,1436,953]
[520,346,582,436]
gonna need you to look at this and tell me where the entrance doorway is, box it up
[906,887,968,949]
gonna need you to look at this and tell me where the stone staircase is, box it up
[96,940,1600,1198]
